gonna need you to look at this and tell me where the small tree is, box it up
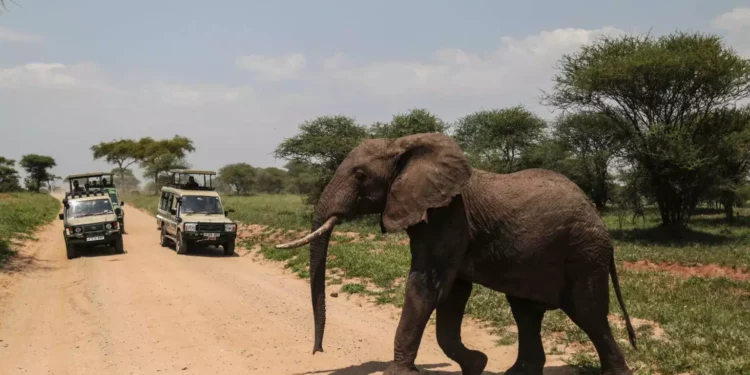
[543,31,750,226]
[137,135,195,193]
[454,106,546,173]
[370,108,448,138]
[0,156,21,192]
[19,154,56,193]
[217,163,257,195]
[255,167,288,194]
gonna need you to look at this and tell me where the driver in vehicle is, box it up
[185,176,199,188]
[72,180,84,192]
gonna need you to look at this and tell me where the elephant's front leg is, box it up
[384,268,440,375]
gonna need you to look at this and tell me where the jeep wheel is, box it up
[114,235,124,254]
[176,232,188,255]
[223,241,235,256]
[65,240,77,259]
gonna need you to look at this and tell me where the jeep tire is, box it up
[114,234,124,254]
[223,241,235,256]
[65,239,77,259]
[176,232,188,255]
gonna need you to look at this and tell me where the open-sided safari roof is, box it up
[66,172,114,180]
[168,169,216,175]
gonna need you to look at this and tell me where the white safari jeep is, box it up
[155,169,237,256]
[60,189,124,259]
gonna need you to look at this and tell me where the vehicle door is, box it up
[166,193,180,236]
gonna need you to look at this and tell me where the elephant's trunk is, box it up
[308,214,334,354]
[274,173,356,354]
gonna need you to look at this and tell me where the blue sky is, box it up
[1,1,749,182]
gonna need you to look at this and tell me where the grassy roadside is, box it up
[126,193,750,374]
[0,193,61,266]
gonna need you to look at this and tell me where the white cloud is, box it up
[235,53,307,81]
[317,27,624,108]
[0,26,44,43]
[711,7,750,55]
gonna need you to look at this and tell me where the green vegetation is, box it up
[125,191,750,374]
[0,193,60,265]
[19,154,57,193]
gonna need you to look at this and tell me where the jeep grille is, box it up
[84,224,104,232]
[197,223,224,232]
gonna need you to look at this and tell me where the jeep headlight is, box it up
[74,227,82,233]
[184,223,197,232]
[225,223,236,232]
[105,223,113,230]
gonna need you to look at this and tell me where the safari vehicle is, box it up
[60,186,124,259]
[67,172,126,232]
[155,169,237,256]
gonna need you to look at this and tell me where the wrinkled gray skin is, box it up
[288,133,636,375]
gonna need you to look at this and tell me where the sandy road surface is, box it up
[0,197,575,374]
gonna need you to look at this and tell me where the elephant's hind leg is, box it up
[506,296,546,375]
[436,279,488,375]
[562,272,632,375]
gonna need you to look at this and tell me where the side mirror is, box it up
[170,209,177,215]
[58,213,64,220]
[176,217,183,224]
[114,208,122,216]
[225,209,235,217]
[120,201,125,206]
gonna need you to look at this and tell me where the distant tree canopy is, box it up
[90,135,195,194]
[454,106,546,173]
[543,31,750,226]
[217,163,257,195]
[371,108,448,138]
[91,139,140,184]
[0,156,21,192]
[19,154,56,193]
[274,115,370,203]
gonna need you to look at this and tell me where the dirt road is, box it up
[0,198,574,374]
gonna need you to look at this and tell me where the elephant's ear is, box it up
[381,133,472,232]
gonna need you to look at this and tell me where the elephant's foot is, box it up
[383,362,421,375]
[505,361,544,375]
[457,349,488,375]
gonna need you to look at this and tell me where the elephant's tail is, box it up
[610,250,637,349]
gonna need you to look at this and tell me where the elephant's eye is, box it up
[353,167,366,180]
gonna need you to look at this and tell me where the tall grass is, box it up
[0,193,60,265]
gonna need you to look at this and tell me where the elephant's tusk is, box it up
[275,216,340,249]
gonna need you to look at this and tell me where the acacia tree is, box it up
[91,139,140,184]
[19,154,56,193]
[543,31,750,226]
[274,115,369,203]
[0,157,21,192]
[454,106,546,173]
[110,168,141,193]
[554,112,627,209]
[137,135,195,192]
[370,108,448,138]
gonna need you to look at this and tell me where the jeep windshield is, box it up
[180,196,223,215]
[67,198,114,218]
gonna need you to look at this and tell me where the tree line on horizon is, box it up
[3,30,749,229]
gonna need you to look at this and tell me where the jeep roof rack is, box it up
[65,172,116,191]
[62,189,112,206]
[163,169,216,191]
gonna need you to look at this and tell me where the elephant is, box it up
[275,133,636,375]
